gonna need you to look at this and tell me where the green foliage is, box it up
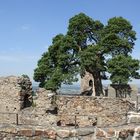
[34,34,79,91]
[80,45,106,74]
[34,13,140,92]
[22,74,29,79]
[68,13,104,49]
[107,55,140,84]
[102,17,136,56]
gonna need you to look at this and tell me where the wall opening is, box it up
[89,80,93,87]
[23,94,32,108]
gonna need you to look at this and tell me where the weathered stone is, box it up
[56,96,135,127]
[127,112,140,124]
[128,128,135,136]
[0,126,17,134]
[44,129,56,139]
[0,76,32,114]
[81,71,95,96]
[33,136,43,140]
[96,129,106,138]
[0,75,140,140]
[34,129,44,136]
[57,129,70,138]
[34,88,55,110]
[57,115,75,127]
[130,116,140,123]
[136,128,140,134]
[76,128,95,136]
[106,128,115,137]
[70,129,77,137]
[18,129,33,137]
[18,109,57,126]
[0,114,17,125]
[119,129,129,138]
[76,116,97,127]
[0,124,139,140]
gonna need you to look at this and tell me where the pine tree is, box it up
[34,13,140,94]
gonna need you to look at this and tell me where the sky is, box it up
[0,0,140,84]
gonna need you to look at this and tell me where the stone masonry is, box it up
[81,71,95,96]
[1,124,140,140]
[0,76,32,113]
[81,71,139,100]
[1,76,140,140]
[56,95,135,127]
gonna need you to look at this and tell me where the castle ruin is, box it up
[81,71,96,96]
[0,76,32,113]
[81,71,138,101]
[0,76,140,139]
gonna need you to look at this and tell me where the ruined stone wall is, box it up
[0,124,140,140]
[8,94,136,128]
[33,88,55,113]
[0,76,32,113]
[56,96,135,127]
[81,71,95,96]
[11,88,57,126]
[0,83,140,139]
[0,78,139,134]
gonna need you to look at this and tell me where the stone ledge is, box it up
[0,124,140,139]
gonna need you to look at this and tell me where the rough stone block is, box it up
[44,129,56,139]
[0,113,16,124]
[18,129,33,137]
[57,129,70,138]
[34,130,44,136]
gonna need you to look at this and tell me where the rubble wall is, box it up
[0,124,140,140]
[56,96,135,127]
[0,76,32,113]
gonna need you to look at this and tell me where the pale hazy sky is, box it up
[0,0,140,84]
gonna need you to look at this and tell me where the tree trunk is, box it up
[92,71,103,96]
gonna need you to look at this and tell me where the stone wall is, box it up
[0,81,140,139]
[9,93,135,128]
[0,80,136,128]
[81,71,95,96]
[56,96,135,127]
[11,88,57,126]
[1,124,140,140]
[33,88,55,114]
[0,76,32,113]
